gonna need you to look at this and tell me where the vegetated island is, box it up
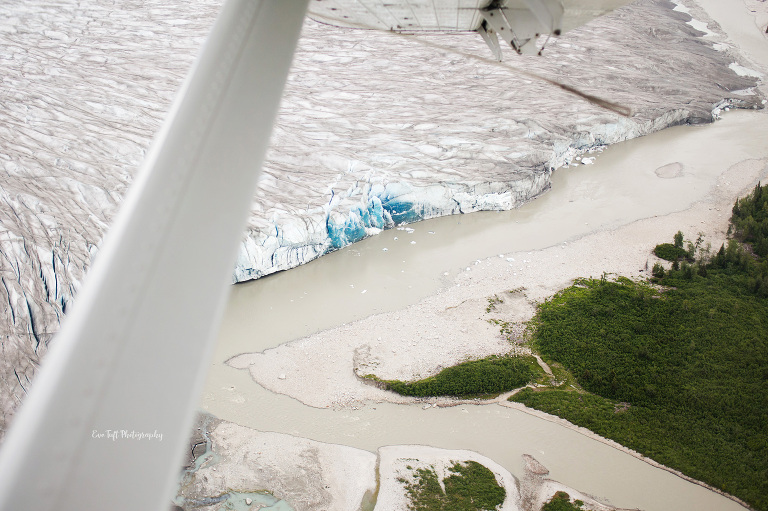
[366,353,544,399]
[379,183,768,511]
[399,460,506,511]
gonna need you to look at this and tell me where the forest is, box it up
[511,182,768,511]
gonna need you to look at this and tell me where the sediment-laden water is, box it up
[201,110,768,511]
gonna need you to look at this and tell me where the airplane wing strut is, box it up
[0,1,309,509]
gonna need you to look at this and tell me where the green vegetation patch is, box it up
[383,355,543,398]
[541,492,585,511]
[511,227,768,509]
[732,181,768,257]
[402,461,506,511]
[652,242,688,261]
[730,182,768,296]
[486,295,504,313]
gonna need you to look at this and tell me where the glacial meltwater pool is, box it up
[201,110,768,511]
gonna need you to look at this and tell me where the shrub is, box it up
[385,355,540,398]
[653,243,688,261]
[403,461,506,511]
[673,230,684,249]
[541,491,583,511]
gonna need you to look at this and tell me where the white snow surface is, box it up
[730,62,764,78]
[0,0,763,434]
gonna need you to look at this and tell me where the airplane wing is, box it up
[0,1,633,510]
[308,0,635,57]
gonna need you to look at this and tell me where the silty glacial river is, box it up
[201,110,768,511]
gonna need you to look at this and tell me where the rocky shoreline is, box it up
[175,413,627,511]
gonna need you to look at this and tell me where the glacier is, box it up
[0,0,764,435]
[231,0,764,281]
